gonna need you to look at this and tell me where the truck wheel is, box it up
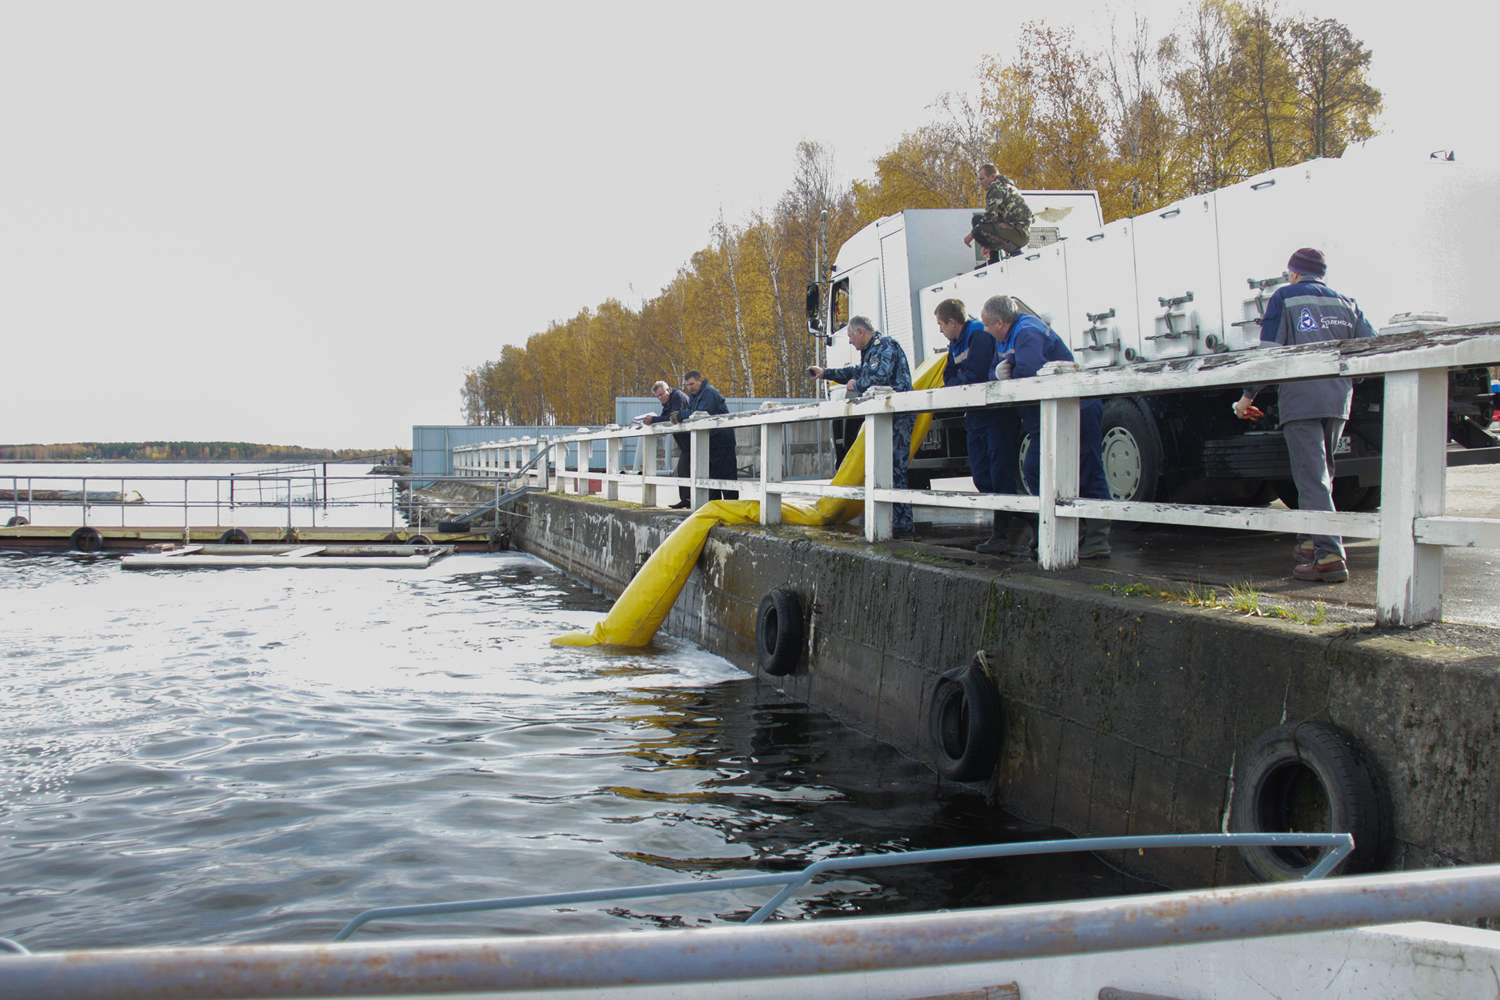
[1333,479,1381,512]
[1016,433,1033,495]
[1100,399,1163,503]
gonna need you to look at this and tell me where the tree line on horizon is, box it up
[0,442,406,463]
[462,0,1380,428]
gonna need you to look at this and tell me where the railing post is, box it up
[1037,396,1081,569]
[864,411,894,541]
[605,437,621,501]
[1376,368,1447,625]
[639,432,659,508]
[690,426,710,508]
[760,421,785,525]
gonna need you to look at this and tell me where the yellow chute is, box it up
[553,354,949,647]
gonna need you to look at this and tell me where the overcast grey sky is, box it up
[1,0,1488,449]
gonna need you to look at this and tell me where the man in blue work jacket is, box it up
[935,297,1016,554]
[1233,247,1375,583]
[981,294,1111,559]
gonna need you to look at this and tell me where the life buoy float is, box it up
[928,657,1004,781]
[1230,721,1391,881]
[755,589,803,676]
[70,526,104,552]
[219,528,251,545]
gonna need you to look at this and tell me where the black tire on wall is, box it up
[219,528,251,544]
[70,526,104,552]
[6,515,28,527]
[407,534,433,546]
[928,660,1004,782]
[1230,721,1392,882]
[755,589,803,677]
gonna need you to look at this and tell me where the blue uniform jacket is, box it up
[943,319,997,386]
[1255,279,1375,422]
[992,313,1074,379]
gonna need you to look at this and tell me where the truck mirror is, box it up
[805,282,823,335]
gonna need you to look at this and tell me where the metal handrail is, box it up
[333,831,1353,941]
[10,862,1500,1000]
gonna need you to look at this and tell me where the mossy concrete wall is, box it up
[512,493,1500,888]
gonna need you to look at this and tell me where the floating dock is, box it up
[121,543,454,570]
[0,523,506,553]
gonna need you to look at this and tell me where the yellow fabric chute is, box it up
[553,354,949,647]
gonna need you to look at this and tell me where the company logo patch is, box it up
[1297,307,1321,332]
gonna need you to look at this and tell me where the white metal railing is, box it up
[452,325,1500,627]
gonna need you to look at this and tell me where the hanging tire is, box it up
[70,526,103,552]
[6,515,28,527]
[219,528,251,544]
[407,533,433,546]
[928,659,1004,782]
[755,589,803,676]
[1230,721,1391,882]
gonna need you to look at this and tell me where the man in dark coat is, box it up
[681,370,739,501]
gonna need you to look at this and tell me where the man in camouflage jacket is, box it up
[807,316,916,535]
[964,164,1032,265]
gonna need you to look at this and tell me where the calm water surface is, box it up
[1,469,1148,952]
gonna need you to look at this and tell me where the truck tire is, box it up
[1333,480,1381,512]
[1100,399,1163,503]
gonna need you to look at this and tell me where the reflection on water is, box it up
[0,548,1151,952]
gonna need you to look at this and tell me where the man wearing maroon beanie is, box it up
[1232,248,1375,583]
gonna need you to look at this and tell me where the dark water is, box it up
[0,548,1148,952]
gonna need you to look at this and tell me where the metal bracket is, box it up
[1081,307,1120,352]
[1232,273,1289,330]
[1148,291,1199,343]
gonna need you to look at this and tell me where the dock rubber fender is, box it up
[928,657,1004,782]
[69,526,103,552]
[754,588,803,676]
[6,515,28,527]
[1230,721,1391,882]
[407,533,433,546]
[218,528,251,545]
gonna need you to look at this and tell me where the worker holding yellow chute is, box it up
[554,348,947,648]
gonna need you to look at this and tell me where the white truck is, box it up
[808,141,1499,504]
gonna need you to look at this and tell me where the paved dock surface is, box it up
[899,464,1500,637]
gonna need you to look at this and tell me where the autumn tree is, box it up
[457,7,1382,426]
[1286,16,1380,159]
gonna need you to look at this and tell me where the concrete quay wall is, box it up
[513,493,1500,888]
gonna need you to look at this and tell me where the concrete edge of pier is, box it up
[510,491,1500,889]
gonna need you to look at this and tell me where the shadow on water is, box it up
[599,679,1159,924]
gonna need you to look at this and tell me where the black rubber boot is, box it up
[1080,518,1112,559]
[975,510,1011,555]
[1008,515,1038,559]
